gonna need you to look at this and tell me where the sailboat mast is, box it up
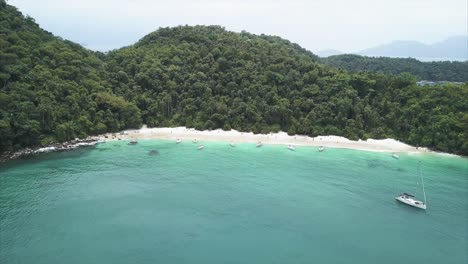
[419,162,427,204]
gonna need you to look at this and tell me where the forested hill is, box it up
[321,54,468,82]
[0,1,141,150]
[1,1,467,155]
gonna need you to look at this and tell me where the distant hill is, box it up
[358,36,467,61]
[316,49,343,57]
[321,54,468,82]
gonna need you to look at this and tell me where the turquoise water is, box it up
[1,140,467,264]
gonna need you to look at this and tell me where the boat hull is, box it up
[395,196,426,210]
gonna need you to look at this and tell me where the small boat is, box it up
[192,139,198,143]
[256,141,263,148]
[287,144,295,151]
[392,153,399,159]
[229,142,235,147]
[128,140,138,145]
[318,146,325,152]
[198,144,204,150]
[395,162,427,210]
[176,139,182,144]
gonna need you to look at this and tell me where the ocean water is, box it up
[0,140,467,264]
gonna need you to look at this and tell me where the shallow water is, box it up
[1,140,467,264]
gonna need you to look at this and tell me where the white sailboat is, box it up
[395,162,427,210]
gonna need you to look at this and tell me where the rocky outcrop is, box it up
[0,137,104,163]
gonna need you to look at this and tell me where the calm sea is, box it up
[1,140,467,264]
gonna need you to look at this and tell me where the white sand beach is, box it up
[98,126,430,154]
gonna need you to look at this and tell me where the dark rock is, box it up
[148,150,160,156]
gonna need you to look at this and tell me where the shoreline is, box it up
[0,138,103,163]
[99,126,431,154]
[2,126,463,163]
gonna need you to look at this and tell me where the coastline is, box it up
[99,126,430,154]
[0,138,103,163]
[2,126,462,163]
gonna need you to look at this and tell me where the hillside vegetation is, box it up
[322,54,468,82]
[1,1,467,155]
[0,1,141,149]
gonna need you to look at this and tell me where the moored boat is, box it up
[198,144,204,150]
[395,193,426,209]
[287,144,295,151]
[395,162,427,210]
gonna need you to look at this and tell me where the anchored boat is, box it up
[395,193,426,210]
[395,162,427,210]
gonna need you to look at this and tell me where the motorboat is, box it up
[229,142,235,147]
[392,153,400,159]
[198,144,204,150]
[128,140,138,145]
[192,139,198,143]
[318,146,325,152]
[176,138,182,144]
[256,141,263,148]
[287,144,295,151]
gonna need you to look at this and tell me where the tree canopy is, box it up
[1,1,467,155]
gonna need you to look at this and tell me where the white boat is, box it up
[395,162,427,210]
[392,153,399,159]
[256,141,263,148]
[128,140,138,145]
[176,139,182,144]
[198,144,204,150]
[192,139,198,143]
[229,142,235,147]
[287,144,295,151]
[318,146,325,152]
[395,193,426,210]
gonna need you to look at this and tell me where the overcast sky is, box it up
[8,0,468,52]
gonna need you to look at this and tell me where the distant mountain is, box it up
[316,49,343,57]
[358,36,467,61]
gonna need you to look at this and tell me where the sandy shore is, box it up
[99,126,430,154]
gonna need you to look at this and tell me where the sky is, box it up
[8,0,468,53]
